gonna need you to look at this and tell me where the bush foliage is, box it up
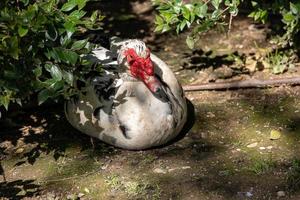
[0,0,103,110]
[153,0,241,49]
[249,0,300,48]
[153,0,300,50]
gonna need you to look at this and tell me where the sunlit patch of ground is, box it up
[1,87,300,199]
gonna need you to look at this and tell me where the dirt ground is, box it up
[1,1,300,200]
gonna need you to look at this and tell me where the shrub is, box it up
[0,0,103,110]
[152,0,241,49]
[153,0,300,51]
[249,1,300,48]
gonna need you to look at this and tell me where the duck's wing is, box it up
[87,47,118,70]
[150,53,185,101]
[109,36,126,54]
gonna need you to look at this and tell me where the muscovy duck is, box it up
[65,37,187,150]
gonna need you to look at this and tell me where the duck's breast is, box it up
[113,81,175,147]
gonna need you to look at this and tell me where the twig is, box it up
[228,13,233,34]
[183,77,300,91]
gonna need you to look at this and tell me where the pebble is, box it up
[78,193,85,198]
[267,146,273,150]
[153,168,167,174]
[246,191,253,197]
[247,142,258,148]
[277,191,285,197]
[67,194,75,200]
[259,147,266,150]
[15,147,24,154]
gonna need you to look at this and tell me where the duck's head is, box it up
[118,40,165,96]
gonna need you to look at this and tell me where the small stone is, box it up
[153,168,166,174]
[206,112,215,118]
[247,142,258,148]
[66,194,75,200]
[267,146,273,150]
[246,191,253,197]
[212,66,234,79]
[78,193,85,198]
[168,168,176,172]
[277,191,285,197]
[15,147,24,154]
[259,147,266,150]
[84,187,90,193]
[182,166,191,170]
[245,57,257,73]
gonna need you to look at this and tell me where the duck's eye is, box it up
[146,49,150,57]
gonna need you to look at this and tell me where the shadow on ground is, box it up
[0,179,40,200]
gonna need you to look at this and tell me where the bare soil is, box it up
[1,1,300,200]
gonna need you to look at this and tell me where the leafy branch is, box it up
[152,0,241,49]
[0,0,104,109]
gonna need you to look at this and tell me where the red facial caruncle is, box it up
[124,48,161,93]
[124,48,153,79]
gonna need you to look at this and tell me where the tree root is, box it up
[183,77,300,91]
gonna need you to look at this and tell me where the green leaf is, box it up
[45,64,62,81]
[186,36,195,49]
[154,24,164,32]
[212,9,221,20]
[254,10,261,21]
[76,0,87,10]
[61,0,77,12]
[60,35,72,47]
[184,4,194,11]
[62,70,74,85]
[155,15,164,25]
[248,11,255,18]
[251,1,258,7]
[38,89,51,105]
[161,11,173,24]
[162,24,171,33]
[182,6,190,20]
[33,66,42,77]
[179,20,187,31]
[21,0,30,6]
[195,4,208,18]
[0,95,10,110]
[45,24,58,41]
[71,39,88,50]
[52,48,79,65]
[283,13,295,23]
[68,10,86,21]
[211,0,221,9]
[290,2,298,15]
[64,21,76,34]
[52,80,64,91]
[173,5,181,14]
[270,130,281,140]
[9,36,19,60]
[18,26,28,37]
[90,10,99,22]
[229,6,239,16]
[41,0,56,12]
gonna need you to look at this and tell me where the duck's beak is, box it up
[143,75,168,102]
